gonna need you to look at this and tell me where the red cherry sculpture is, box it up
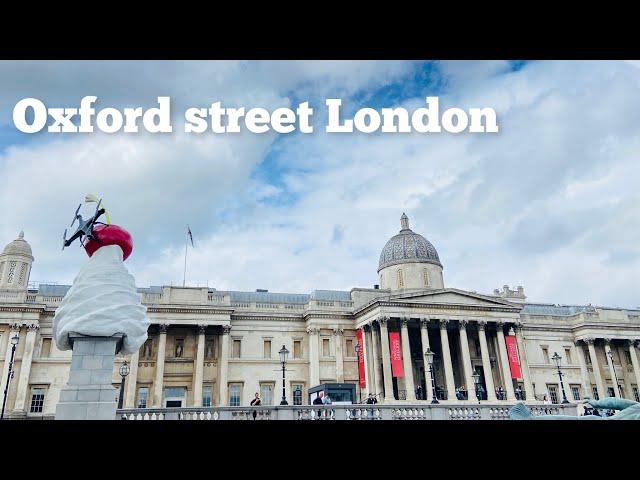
[84,224,133,261]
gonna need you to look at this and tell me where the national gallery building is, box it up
[1,215,639,419]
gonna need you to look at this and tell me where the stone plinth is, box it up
[55,334,123,420]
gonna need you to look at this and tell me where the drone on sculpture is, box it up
[62,199,107,250]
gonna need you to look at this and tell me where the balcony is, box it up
[117,403,577,420]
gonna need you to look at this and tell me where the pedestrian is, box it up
[312,393,323,405]
[543,395,551,405]
[250,392,261,420]
[415,385,423,400]
[366,393,377,405]
[322,392,332,405]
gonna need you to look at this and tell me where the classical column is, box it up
[370,323,383,398]
[378,317,395,402]
[574,341,592,401]
[218,325,231,405]
[513,324,534,401]
[477,321,496,401]
[359,325,370,399]
[458,320,474,400]
[628,340,640,396]
[603,339,620,397]
[400,318,416,401]
[152,324,168,408]
[307,327,320,387]
[334,328,344,383]
[495,323,516,400]
[123,349,139,408]
[193,325,206,407]
[420,318,432,402]
[13,324,38,412]
[0,324,20,399]
[617,343,634,398]
[586,338,605,399]
[438,319,456,400]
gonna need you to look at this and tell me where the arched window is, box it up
[397,269,405,289]
[423,269,430,287]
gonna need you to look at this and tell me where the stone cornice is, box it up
[232,314,303,323]
[0,305,46,314]
[303,312,353,321]
[146,305,233,315]
[354,300,521,318]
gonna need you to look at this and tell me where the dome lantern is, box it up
[0,231,34,290]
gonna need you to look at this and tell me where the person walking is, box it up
[250,392,262,420]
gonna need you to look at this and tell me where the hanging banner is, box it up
[505,335,522,379]
[356,329,366,388]
[389,331,404,377]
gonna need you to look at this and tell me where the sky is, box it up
[0,60,638,309]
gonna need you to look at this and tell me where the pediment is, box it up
[388,288,521,309]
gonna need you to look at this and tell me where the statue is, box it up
[509,397,640,420]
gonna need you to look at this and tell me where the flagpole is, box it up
[183,227,188,287]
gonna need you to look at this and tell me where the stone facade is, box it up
[0,219,639,419]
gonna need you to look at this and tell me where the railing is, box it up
[117,403,577,420]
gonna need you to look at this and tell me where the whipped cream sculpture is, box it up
[53,196,149,354]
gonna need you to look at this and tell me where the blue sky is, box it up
[0,60,638,308]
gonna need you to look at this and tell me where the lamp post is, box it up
[117,361,130,410]
[1,333,20,420]
[551,352,570,404]
[279,345,289,405]
[606,350,623,397]
[354,342,363,403]
[425,347,438,404]
[472,370,481,403]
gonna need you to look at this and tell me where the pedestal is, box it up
[55,334,124,420]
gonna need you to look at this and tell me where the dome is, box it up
[2,231,33,258]
[378,214,441,272]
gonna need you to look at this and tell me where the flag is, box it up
[187,225,194,247]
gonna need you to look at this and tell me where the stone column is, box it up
[496,323,516,400]
[152,324,168,408]
[438,319,456,400]
[0,324,21,401]
[477,321,497,401]
[360,325,370,399]
[334,328,344,383]
[603,339,620,397]
[370,323,383,398]
[193,325,206,407]
[574,341,591,400]
[513,324,535,401]
[378,317,395,402]
[420,318,433,402]
[13,324,39,413]
[617,343,634,398]
[218,325,231,405]
[307,327,319,387]
[123,349,139,408]
[400,318,416,401]
[458,320,474,400]
[628,340,640,396]
[586,338,605,399]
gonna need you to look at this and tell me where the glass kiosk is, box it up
[308,383,356,405]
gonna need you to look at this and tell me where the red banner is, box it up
[356,329,366,388]
[389,331,404,377]
[505,335,522,379]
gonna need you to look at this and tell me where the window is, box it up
[322,338,330,357]
[564,348,572,364]
[142,339,152,359]
[607,387,615,398]
[29,387,46,413]
[345,339,353,356]
[229,384,242,406]
[570,385,581,401]
[624,350,632,365]
[423,269,430,287]
[232,339,241,358]
[633,386,639,402]
[260,383,274,405]
[263,340,272,359]
[205,339,215,358]
[541,347,549,364]
[592,386,600,400]
[40,338,52,357]
[293,340,302,359]
[292,384,304,405]
[137,387,149,408]
[202,386,212,407]
[7,261,16,284]
[174,338,184,358]
[397,269,405,289]
[547,385,558,404]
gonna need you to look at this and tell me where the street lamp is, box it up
[551,352,570,404]
[606,350,623,397]
[1,333,20,420]
[425,347,438,404]
[279,345,289,405]
[472,371,481,403]
[117,361,130,410]
[354,342,362,403]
